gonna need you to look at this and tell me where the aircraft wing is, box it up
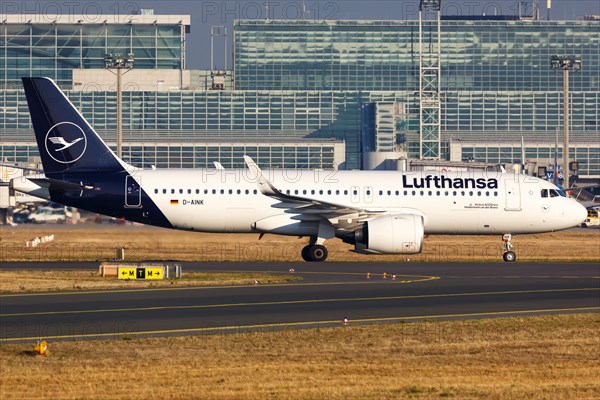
[243,156,384,232]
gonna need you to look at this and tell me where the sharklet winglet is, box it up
[243,155,279,196]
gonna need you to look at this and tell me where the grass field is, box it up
[0,270,301,293]
[1,224,599,262]
[0,313,598,399]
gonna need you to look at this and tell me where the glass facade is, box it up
[458,145,600,178]
[234,20,599,92]
[0,19,186,88]
[0,88,346,168]
[1,17,599,176]
[0,141,340,170]
[234,19,599,175]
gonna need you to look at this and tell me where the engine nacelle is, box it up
[354,214,424,254]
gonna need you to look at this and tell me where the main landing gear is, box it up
[301,244,328,262]
[502,234,516,262]
[301,223,334,262]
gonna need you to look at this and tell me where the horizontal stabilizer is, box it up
[28,177,94,191]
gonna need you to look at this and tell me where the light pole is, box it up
[550,54,581,188]
[105,52,134,158]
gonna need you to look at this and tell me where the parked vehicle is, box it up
[580,208,599,228]
[11,210,31,224]
[28,207,66,223]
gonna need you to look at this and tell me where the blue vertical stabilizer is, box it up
[21,77,125,174]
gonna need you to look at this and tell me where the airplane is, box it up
[10,77,588,262]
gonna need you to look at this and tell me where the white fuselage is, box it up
[134,169,585,235]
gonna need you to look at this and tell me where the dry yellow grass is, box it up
[0,270,301,293]
[0,313,598,399]
[1,224,599,262]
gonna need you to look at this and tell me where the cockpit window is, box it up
[542,188,566,198]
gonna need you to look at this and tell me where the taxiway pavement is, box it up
[1,262,598,342]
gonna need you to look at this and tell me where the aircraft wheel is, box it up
[301,245,311,261]
[503,251,517,262]
[301,245,328,262]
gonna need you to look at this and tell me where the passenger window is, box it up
[171,189,175,194]
[179,189,183,194]
[245,189,249,194]
[253,189,258,194]
[204,189,208,194]
[336,190,340,195]
[311,190,316,195]
[379,190,383,195]
[436,191,440,196]
[163,189,167,194]
[212,189,216,194]
[320,190,324,195]
[395,191,399,196]
[303,190,307,195]
[237,189,241,194]
[420,191,424,196]
[294,190,299,195]
[187,189,191,194]
[154,189,158,194]
[387,190,391,196]
[344,190,348,195]
[220,189,224,194]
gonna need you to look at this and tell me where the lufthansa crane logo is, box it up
[44,122,87,164]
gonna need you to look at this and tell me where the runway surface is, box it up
[1,262,599,342]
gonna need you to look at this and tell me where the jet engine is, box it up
[354,214,424,254]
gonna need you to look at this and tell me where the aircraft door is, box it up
[125,176,142,208]
[504,178,521,211]
[350,186,360,203]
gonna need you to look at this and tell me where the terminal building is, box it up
[0,9,599,178]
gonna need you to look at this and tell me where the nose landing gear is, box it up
[502,234,516,262]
